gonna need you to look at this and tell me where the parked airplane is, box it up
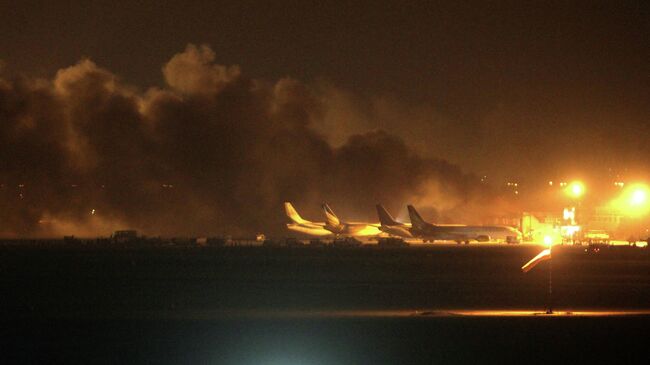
[284,202,332,236]
[284,202,382,237]
[376,204,467,239]
[407,205,521,244]
[376,204,413,238]
[322,203,383,237]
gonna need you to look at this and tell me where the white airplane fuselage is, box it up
[286,222,333,236]
[414,224,521,242]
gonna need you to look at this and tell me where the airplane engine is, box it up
[476,235,491,242]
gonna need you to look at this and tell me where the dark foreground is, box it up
[2,244,650,363]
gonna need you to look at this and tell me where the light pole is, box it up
[544,235,554,314]
[522,236,554,314]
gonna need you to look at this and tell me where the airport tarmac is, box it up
[6,312,650,364]
[2,243,649,317]
[2,244,649,363]
[66,308,650,320]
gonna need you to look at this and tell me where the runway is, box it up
[2,244,649,318]
[2,244,650,364]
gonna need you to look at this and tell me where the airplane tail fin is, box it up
[407,205,428,231]
[284,202,309,225]
[322,203,341,227]
[376,204,400,226]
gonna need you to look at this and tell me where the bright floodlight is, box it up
[566,181,585,199]
[612,183,650,217]
[543,235,553,247]
[630,189,647,206]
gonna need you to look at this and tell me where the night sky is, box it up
[0,1,648,236]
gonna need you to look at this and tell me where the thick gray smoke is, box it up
[0,44,495,237]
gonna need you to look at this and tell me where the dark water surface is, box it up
[2,245,649,363]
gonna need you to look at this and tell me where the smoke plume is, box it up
[0,44,495,237]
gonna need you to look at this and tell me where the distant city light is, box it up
[548,181,553,186]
